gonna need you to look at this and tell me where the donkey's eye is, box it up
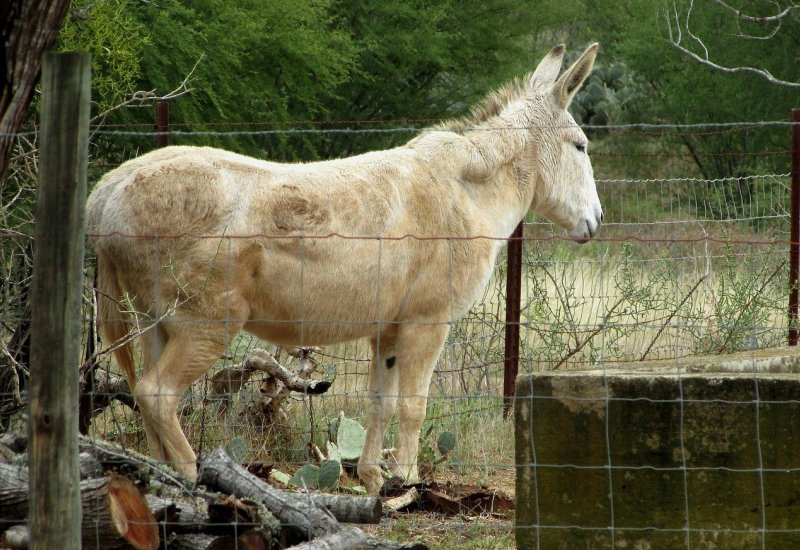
[575,142,587,153]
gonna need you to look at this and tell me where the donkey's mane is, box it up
[436,73,533,134]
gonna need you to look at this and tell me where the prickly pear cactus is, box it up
[225,436,248,462]
[289,464,320,489]
[437,431,456,456]
[336,417,366,461]
[317,459,342,489]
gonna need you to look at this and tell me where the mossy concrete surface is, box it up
[515,347,800,549]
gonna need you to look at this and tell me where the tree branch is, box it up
[664,0,800,88]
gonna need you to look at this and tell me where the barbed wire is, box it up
[4,118,799,140]
[596,173,790,184]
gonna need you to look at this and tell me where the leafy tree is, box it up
[527,0,798,183]
[311,0,540,158]
[63,0,542,163]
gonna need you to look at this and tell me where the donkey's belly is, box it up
[243,318,381,347]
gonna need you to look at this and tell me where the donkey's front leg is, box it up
[357,336,399,494]
[392,323,450,486]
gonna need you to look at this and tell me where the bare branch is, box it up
[89,54,203,126]
[664,0,800,88]
[711,0,799,24]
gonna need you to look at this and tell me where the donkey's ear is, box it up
[528,44,566,91]
[553,43,598,108]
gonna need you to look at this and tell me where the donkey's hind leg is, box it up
[137,322,168,462]
[135,317,243,480]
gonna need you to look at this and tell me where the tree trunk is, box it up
[0,0,71,178]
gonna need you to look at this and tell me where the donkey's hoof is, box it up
[357,464,384,494]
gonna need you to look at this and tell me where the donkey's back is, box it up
[88,144,492,348]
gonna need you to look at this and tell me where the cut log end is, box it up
[107,474,159,550]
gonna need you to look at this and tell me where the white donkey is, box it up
[87,43,601,493]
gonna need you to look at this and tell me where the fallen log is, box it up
[382,487,421,514]
[0,525,28,549]
[286,526,368,549]
[79,450,105,479]
[146,493,210,533]
[78,435,194,492]
[167,533,237,550]
[210,348,330,399]
[286,527,429,550]
[199,447,339,541]
[0,461,27,487]
[165,526,272,549]
[307,492,382,524]
[0,471,158,549]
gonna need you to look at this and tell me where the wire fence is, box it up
[1,115,798,548]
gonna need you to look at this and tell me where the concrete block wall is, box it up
[515,347,800,549]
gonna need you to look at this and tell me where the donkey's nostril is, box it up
[600,210,605,223]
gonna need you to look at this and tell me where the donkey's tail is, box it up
[96,253,137,392]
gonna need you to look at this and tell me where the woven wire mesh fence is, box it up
[0,118,796,547]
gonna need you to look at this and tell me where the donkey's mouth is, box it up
[568,216,602,244]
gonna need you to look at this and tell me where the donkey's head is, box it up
[523,44,602,243]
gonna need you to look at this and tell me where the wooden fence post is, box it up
[28,51,90,549]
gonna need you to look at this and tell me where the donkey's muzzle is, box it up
[569,210,603,244]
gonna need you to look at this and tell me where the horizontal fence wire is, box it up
[1,118,798,547]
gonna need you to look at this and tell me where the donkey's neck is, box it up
[409,108,535,239]
[462,114,535,238]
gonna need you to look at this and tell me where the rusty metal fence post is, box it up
[503,222,524,417]
[789,108,800,345]
[156,100,169,148]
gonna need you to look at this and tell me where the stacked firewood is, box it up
[0,433,426,550]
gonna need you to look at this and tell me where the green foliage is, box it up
[437,431,457,456]
[418,424,457,480]
[57,0,149,112]
[570,60,645,126]
[58,0,543,166]
[699,238,787,354]
[310,0,539,157]
[528,0,798,180]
